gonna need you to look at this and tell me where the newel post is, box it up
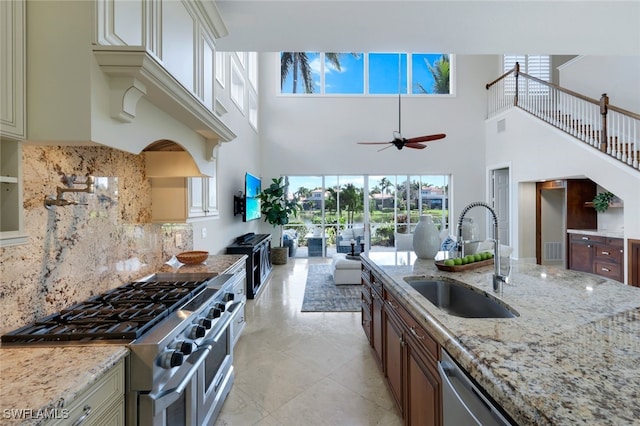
[600,93,609,152]
[513,62,520,107]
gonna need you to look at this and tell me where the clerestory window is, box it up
[280,52,453,96]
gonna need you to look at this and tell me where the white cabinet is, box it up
[49,359,125,426]
[0,0,26,140]
[188,177,218,218]
[151,177,218,223]
[0,0,27,247]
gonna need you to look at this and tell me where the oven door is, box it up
[197,308,235,426]
[138,344,211,426]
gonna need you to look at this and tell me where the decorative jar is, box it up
[412,215,440,259]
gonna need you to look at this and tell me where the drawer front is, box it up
[594,260,623,281]
[384,290,438,361]
[51,360,124,426]
[361,285,371,305]
[605,237,624,247]
[569,234,605,244]
[594,244,623,263]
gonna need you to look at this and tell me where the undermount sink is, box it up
[405,278,519,318]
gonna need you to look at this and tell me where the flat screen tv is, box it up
[244,172,262,222]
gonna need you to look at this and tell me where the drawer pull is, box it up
[71,405,92,426]
[601,251,610,255]
[581,236,590,240]
[601,267,611,272]
[386,300,398,309]
[409,326,425,341]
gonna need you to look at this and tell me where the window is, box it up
[230,59,245,112]
[503,55,550,96]
[280,52,453,96]
[368,53,407,94]
[503,55,550,81]
[248,52,258,90]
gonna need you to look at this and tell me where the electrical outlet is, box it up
[201,228,207,238]
[175,234,183,246]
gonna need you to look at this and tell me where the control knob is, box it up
[170,340,193,355]
[207,307,222,319]
[215,302,226,313]
[159,350,184,369]
[187,325,206,339]
[197,318,212,329]
[223,292,234,302]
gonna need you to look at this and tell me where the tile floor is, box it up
[215,257,404,426]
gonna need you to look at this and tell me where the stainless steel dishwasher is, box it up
[439,349,514,426]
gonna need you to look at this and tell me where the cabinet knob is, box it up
[587,245,592,248]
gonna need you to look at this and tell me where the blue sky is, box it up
[281,52,447,95]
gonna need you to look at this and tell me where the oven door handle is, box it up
[144,344,212,415]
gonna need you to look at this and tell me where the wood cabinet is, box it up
[150,176,218,222]
[226,234,272,299]
[49,359,124,426]
[361,260,441,426]
[629,239,640,287]
[384,289,442,426]
[568,233,624,282]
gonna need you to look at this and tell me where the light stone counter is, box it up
[0,346,128,425]
[158,253,246,275]
[567,228,625,239]
[362,251,640,425]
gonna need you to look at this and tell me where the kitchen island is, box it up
[0,254,246,425]
[362,252,640,425]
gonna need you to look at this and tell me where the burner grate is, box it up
[1,278,213,343]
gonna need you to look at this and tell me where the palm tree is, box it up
[281,52,347,94]
[416,54,450,94]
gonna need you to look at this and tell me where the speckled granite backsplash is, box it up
[0,146,193,334]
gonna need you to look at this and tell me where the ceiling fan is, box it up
[358,94,446,151]
[358,54,446,151]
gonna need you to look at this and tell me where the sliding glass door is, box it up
[284,174,449,257]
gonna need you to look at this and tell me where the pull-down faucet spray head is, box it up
[457,201,509,293]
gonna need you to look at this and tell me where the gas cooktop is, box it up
[1,273,220,344]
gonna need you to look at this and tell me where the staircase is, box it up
[486,63,640,171]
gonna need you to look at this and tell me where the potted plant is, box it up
[592,191,615,213]
[258,177,300,264]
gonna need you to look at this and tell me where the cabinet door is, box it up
[188,177,206,217]
[569,241,593,273]
[205,177,218,216]
[406,337,441,426]
[372,290,384,368]
[0,0,26,140]
[384,311,404,415]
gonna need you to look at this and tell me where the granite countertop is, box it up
[362,252,640,425]
[567,228,625,238]
[158,253,246,275]
[0,254,245,425]
[0,346,128,425]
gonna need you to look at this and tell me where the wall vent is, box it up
[544,242,563,261]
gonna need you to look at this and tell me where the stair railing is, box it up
[486,63,639,170]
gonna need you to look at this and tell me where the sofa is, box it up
[336,227,365,254]
[282,229,298,257]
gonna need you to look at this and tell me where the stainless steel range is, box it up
[1,271,247,426]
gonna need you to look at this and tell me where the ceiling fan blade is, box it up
[407,133,447,143]
[377,144,394,152]
[358,141,392,145]
[405,143,427,149]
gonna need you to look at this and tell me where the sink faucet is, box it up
[44,175,95,209]
[457,201,509,293]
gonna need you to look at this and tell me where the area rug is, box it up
[301,264,361,312]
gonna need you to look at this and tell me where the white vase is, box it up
[413,215,440,259]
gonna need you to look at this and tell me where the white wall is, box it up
[258,53,500,231]
[558,56,640,112]
[486,109,640,266]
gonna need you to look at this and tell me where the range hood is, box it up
[144,140,215,178]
